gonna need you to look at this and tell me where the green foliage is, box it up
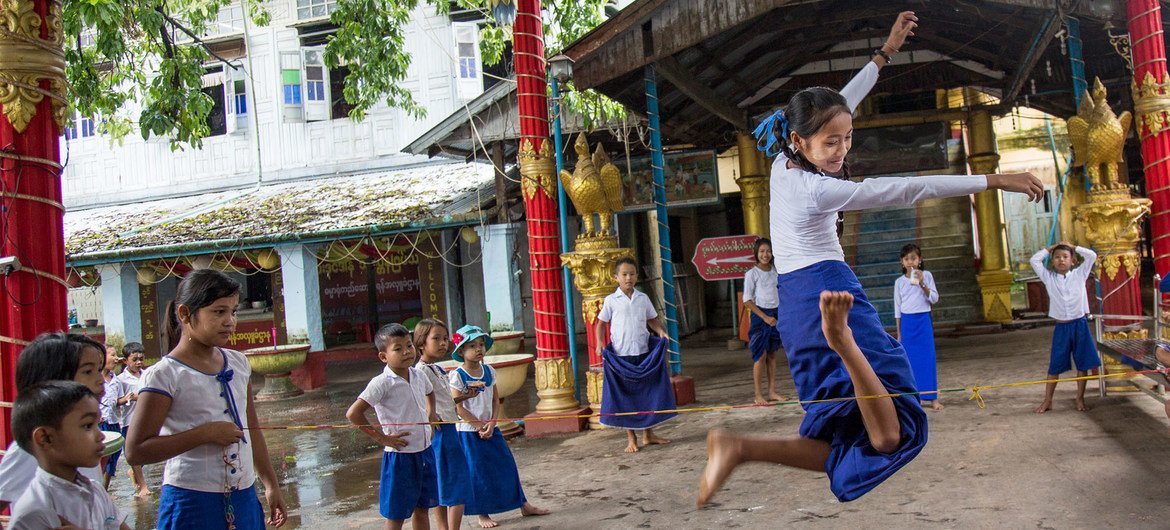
[64,0,622,147]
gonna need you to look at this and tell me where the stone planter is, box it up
[489,331,524,356]
[243,344,311,401]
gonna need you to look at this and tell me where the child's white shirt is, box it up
[768,61,988,274]
[416,360,459,423]
[139,349,256,493]
[0,443,101,504]
[100,375,121,424]
[597,288,658,356]
[358,365,434,453]
[1029,247,1098,320]
[114,369,144,425]
[743,266,779,309]
[9,467,125,530]
[448,365,497,433]
[893,271,939,318]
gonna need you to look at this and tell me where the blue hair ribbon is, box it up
[753,108,788,157]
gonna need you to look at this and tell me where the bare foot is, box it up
[697,429,740,507]
[520,502,549,516]
[642,432,671,446]
[1034,401,1052,413]
[819,291,856,354]
[1076,399,1090,412]
[477,515,499,528]
[624,440,640,453]
[931,401,944,411]
[134,488,151,498]
[754,395,768,405]
[768,393,789,402]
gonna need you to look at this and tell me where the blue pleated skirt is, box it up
[157,484,264,530]
[900,312,939,400]
[748,306,782,362]
[459,428,526,515]
[776,260,928,502]
[433,423,472,506]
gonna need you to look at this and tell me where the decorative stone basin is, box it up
[489,331,525,357]
[438,353,535,437]
[243,344,311,401]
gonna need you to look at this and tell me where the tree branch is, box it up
[155,7,239,69]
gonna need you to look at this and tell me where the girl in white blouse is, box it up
[893,243,943,410]
[742,238,789,404]
[698,11,1043,505]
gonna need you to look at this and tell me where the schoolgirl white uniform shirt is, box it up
[115,369,143,425]
[100,375,121,424]
[768,61,989,274]
[893,271,939,318]
[139,349,256,493]
[743,266,779,309]
[417,360,459,423]
[597,288,658,356]
[9,468,125,530]
[448,365,497,433]
[1029,246,1098,321]
[358,365,434,453]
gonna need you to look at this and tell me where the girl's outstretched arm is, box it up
[246,385,287,527]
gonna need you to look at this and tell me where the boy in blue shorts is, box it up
[346,323,440,530]
[1030,241,1100,413]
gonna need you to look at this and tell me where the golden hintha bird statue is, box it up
[559,133,625,237]
[1067,77,1132,189]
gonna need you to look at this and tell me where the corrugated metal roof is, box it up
[65,161,496,261]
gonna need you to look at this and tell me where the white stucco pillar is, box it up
[475,223,524,332]
[98,263,142,344]
[276,243,325,351]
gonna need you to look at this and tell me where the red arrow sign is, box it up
[691,235,760,281]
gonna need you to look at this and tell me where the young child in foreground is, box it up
[9,380,129,530]
[1029,241,1100,413]
[449,325,548,528]
[697,11,1044,505]
[347,323,440,530]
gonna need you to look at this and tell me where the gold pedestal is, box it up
[1100,328,1147,393]
[975,270,1014,323]
[585,368,605,430]
[533,356,579,413]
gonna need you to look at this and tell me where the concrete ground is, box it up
[111,326,1170,528]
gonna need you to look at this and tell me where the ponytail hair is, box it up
[164,269,241,351]
[754,86,855,180]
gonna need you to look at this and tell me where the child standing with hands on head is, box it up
[697,11,1045,506]
[115,342,150,497]
[595,256,677,453]
[1030,241,1100,413]
[347,323,440,530]
[126,269,287,529]
[449,325,548,528]
[742,238,789,404]
[893,244,943,410]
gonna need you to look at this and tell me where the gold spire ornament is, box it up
[559,133,625,238]
[1067,78,1133,190]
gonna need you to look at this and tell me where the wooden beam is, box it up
[653,56,749,130]
[1003,11,1062,103]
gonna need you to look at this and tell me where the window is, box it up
[280,51,304,122]
[64,112,95,140]
[201,66,228,136]
[458,42,477,79]
[330,63,354,120]
[302,47,329,122]
[208,3,244,36]
[228,65,248,133]
[296,0,337,20]
[453,23,481,101]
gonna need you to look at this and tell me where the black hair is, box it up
[16,332,106,393]
[613,256,639,276]
[753,238,773,264]
[164,269,241,351]
[375,323,411,353]
[900,243,923,275]
[1050,244,1078,269]
[412,318,449,353]
[12,380,97,453]
[122,342,145,356]
[777,86,854,179]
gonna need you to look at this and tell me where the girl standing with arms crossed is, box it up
[742,238,789,404]
[697,11,1043,504]
[126,269,287,529]
[894,244,943,410]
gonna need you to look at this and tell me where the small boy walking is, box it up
[346,323,440,530]
[595,256,677,453]
[1030,241,1101,413]
[9,380,129,530]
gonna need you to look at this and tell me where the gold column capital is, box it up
[0,0,67,133]
[1133,70,1170,137]
[518,138,556,200]
[975,270,1014,323]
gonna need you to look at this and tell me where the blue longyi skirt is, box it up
[776,260,928,502]
[157,484,264,530]
[748,306,782,362]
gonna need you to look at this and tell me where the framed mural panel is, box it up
[616,149,720,212]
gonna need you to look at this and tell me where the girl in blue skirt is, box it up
[894,244,943,410]
[743,238,789,404]
[697,11,1044,505]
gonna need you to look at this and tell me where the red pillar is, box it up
[1130,0,1170,277]
[0,0,69,444]
[514,0,584,426]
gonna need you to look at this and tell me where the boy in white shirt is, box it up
[346,323,440,530]
[1029,241,1100,413]
[595,256,676,453]
[9,380,128,530]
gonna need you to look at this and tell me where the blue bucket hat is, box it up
[451,324,493,362]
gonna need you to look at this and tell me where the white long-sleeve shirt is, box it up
[893,271,939,318]
[1029,246,1097,320]
[769,61,988,274]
